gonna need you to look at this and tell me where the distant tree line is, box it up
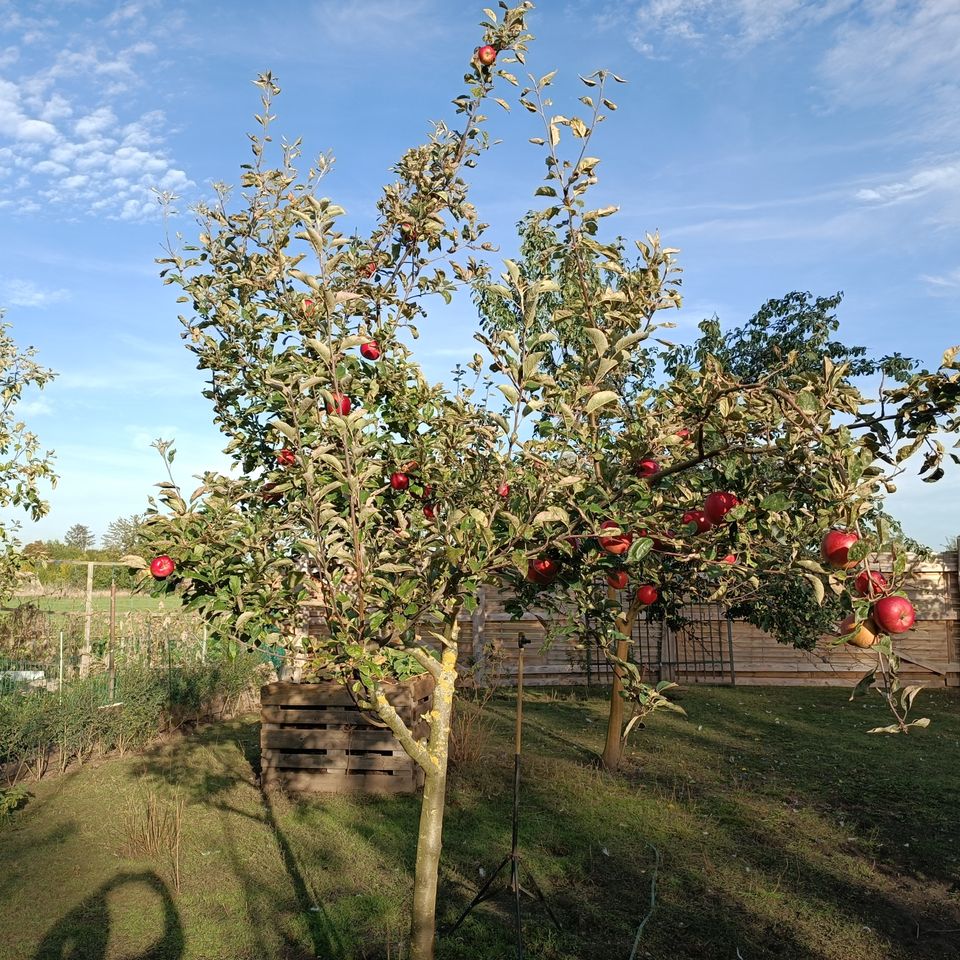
[20,515,145,591]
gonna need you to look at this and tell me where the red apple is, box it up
[150,555,175,579]
[390,472,409,491]
[363,261,377,278]
[599,520,632,555]
[682,509,713,534]
[606,570,629,590]
[302,298,316,316]
[720,554,737,565]
[496,482,510,498]
[634,458,659,479]
[704,491,740,525]
[526,557,559,585]
[854,570,887,598]
[423,503,436,520]
[422,483,434,500]
[676,428,691,440]
[821,529,859,569]
[399,222,418,243]
[872,595,916,634]
[277,448,296,467]
[636,584,658,605]
[838,614,878,649]
[360,341,381,361]
[476,44,497,66]
[326,393,351,415]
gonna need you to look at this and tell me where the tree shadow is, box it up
[131,718,347,959]
[32,870,183,960]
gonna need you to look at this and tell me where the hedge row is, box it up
[0,657,264,783]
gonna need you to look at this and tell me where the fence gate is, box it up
[661,603,736,686]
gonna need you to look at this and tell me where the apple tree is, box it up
[132,6,613,956]
[0,312,57,601]
[472,82,960,768]
[131,6,960,955]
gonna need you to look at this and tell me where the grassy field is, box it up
[1,685,958,960]
[7,593,182,614]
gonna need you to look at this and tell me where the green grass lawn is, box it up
[7,594,182,613]
[1,685,958,959]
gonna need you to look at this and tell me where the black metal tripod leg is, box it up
[443,852,513,935]
[520,866,563,930]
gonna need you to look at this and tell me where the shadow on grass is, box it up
[112,689,960,960]
[132,720,347,960]
[33,870,183,960]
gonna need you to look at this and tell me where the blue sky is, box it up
[0,0,957,550]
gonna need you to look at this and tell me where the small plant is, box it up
[0,784,28,820]
[449,641,503,769]
[120,789,185,893]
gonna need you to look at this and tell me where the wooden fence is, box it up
[356,552,959,691]
[302,553,958,691]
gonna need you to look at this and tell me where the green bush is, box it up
[0,656,261,783]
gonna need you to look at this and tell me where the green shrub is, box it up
[0,656,261,783]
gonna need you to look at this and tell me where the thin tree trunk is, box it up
[407,619,459,960]
[601,587,631,772]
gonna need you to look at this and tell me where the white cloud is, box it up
[310,0,440,45]
[855,163,960,205]
[921,267,960,293]
[623,0,856,55]
[819,0,960,108]
[2,278,70,308]
[74,106,117,138]
[0,8,195,221]
[19,398,52,417]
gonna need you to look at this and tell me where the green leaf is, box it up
[802,573,825,606]
[533,506,570,526]
[627,537,653,562]
[899,684,924,712]
[271,421,299,443]
[583,327,609,357]
[760,492,790,512]
[498,383,520,404]
[585,390,619,416]
[867,723,903,735]
[848,669,876,700]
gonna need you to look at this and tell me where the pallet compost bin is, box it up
[260,675,434,795]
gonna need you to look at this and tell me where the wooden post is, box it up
[79,561,94,678]
[472,587,487,683]
[108,579,117,701]
[726,613,737,687]
[661,621,676,683]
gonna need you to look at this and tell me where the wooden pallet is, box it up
[260,675,433,795]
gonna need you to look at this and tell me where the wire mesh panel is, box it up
[671,603,735,685]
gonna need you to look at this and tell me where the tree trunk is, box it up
[407,621,459,960]
[601,634,629,771]
[409,764,449,960]
[601,587,631,772]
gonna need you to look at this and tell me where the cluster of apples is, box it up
[821,530,917,648]
[388,468,442,520]
[525,488,742,606]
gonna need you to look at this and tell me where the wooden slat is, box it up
[262,751,412,772]
[262,728,401,751]
[263,768,417,794]
[261,681,355,707]
[261,706,362,725]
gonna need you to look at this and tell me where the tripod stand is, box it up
[443,632,561,958]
